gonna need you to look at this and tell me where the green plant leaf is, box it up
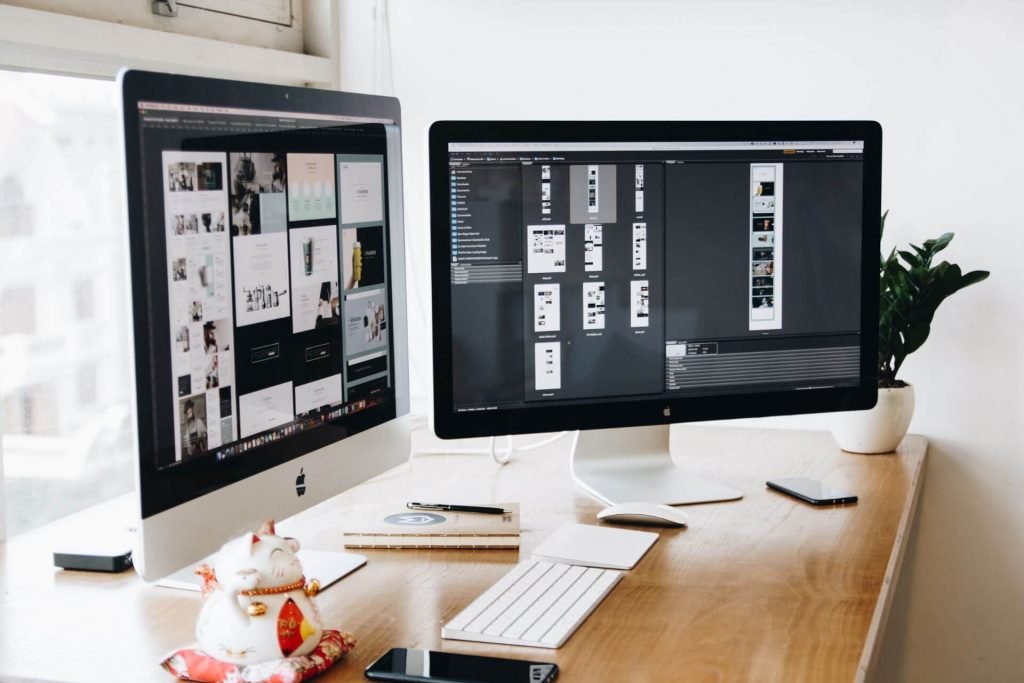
[876,221,989,385]
[924,232,954,256]
[898,250,922,268]
[938,263,963,297]
[911,243,930,263]
[960,269,990,286]
[902,321,931,357]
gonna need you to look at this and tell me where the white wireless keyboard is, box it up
[442,560,623,648]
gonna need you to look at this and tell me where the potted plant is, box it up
[831,212,989,453]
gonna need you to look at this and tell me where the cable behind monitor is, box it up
[412,430,571,465]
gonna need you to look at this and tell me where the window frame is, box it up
[0,3,339,87]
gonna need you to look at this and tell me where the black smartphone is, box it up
[766,477,858,505]
[365,648,558,683]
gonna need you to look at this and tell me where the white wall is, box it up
[342,1,1024,679]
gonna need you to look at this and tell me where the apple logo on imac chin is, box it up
[295,468,307,497]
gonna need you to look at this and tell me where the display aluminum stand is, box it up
[571,425,743,505]
[156,549,366,591]
[156,506,366,591]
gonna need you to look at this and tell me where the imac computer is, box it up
[119,70,411,584]
[429,121,881,505]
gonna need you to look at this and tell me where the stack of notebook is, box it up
[342,503,520,549]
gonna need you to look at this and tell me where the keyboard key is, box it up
[445,561,537,632]
[464,562,550,633]
[540,569,620,646]
[484,563,569,636]
[522,567,601,642]
[503,565,585,640]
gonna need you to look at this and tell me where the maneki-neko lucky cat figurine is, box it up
[195,521,324,665]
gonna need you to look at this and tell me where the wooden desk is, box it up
[0,427,926,682]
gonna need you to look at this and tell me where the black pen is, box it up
[407,502,508,515]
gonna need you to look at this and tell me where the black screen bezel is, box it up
[429,120,882,439]
[121,70,402,518]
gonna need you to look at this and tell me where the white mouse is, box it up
[596,502,690,527]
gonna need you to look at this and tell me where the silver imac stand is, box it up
[156,548,365,592]
[571,425,743,506]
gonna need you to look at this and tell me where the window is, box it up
[2,383,58,436]
[2,0,305,53]
[0,70,133,536]
[0,176,33,238]
[73,279,94,321]
[0,1,342,539]
[77,364,98,405]
[0,3,336,87]
[0,287,36,335]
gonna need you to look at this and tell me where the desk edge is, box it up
[855,434,928,682]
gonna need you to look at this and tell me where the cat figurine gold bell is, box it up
[194,521,324,664]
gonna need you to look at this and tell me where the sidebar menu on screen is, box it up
[449,163,525,409]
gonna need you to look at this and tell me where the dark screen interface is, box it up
[446,140,864,412]
[136,102,396,469]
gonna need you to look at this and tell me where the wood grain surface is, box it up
[0,426,926,683]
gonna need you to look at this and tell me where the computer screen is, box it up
[429,122,881,438]
[121,71,411,580]
[149,114,394,460]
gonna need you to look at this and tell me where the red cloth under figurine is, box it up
[161,629,355,683]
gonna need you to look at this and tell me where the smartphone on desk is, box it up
[365,648,558,683]
[766,477,858,505]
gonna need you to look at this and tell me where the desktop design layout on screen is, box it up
[135,102,396,471]
[446,140,864,411]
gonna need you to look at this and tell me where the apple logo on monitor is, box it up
[663,406,671,418]
[295,468,306,497]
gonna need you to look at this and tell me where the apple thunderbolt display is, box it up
[430,122,882,505]
[120,71,411,583]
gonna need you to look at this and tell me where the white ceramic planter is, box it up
[830,385,915,454]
